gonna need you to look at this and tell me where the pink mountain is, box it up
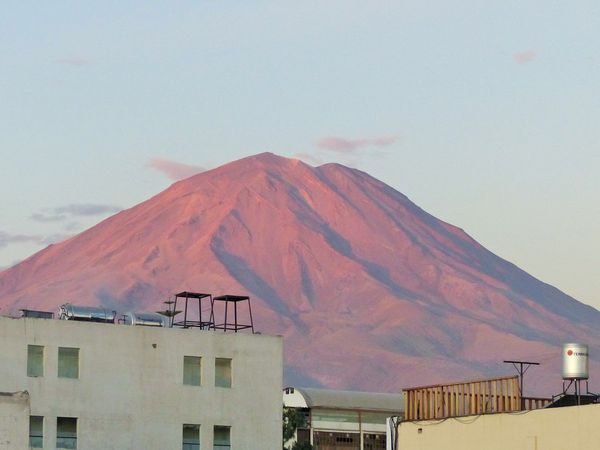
[1,153,598,395]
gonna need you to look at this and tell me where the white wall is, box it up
[0,391,29,450]
[396,403,600,450]
[0,316,283,450]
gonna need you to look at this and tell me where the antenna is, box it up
[503,360,540,409]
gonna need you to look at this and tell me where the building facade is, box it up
[392,403,600,450]
[0,315,283,449]
[283,387,404,450]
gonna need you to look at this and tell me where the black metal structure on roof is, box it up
[213,295,254,333]
[20,309,54,319]
[546,394,599,408]
[549,379,600,407]
[170,291,215,330]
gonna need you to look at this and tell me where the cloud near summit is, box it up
[147,158,206,181]
[317,135,398,153]
[30,204,122,223]
[513,51,536,64]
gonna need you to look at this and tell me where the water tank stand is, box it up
[212,295,254,333]
[171,291,215,330]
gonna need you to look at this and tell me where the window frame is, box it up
[214,358,232,388]
[56,416,78,449]
[213,425,231,450]
[29,415,43,448]
[58,347,80,379]
[182,423,201,450]
[27,345,44,378]
[183,356,202,386]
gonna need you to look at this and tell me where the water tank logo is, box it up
[566,349,588,357]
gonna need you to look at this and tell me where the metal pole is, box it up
[503,360,540,410]
[234,301,238,333]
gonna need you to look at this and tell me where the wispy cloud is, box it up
[41,233,74,245]
[30,213,67,223]
[0,229,74,251]
[513,51,536,65]
[293,152,324,165]
[64,222,81,232]
[317,135,398,153]
[146,158,206,181]
[0,231,41,249]
[30,204,122,223]
[55,57,90,66]
[54,204,122,216]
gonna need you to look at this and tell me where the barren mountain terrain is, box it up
[1,153,597,395]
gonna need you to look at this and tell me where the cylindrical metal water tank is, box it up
[123,311,167,327]
[58,303,117,323]
[562,343,589,380]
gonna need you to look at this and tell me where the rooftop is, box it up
[283,386,404,413]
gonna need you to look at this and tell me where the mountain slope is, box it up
[1,153,598,395]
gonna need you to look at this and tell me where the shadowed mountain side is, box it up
[1,152,598,395]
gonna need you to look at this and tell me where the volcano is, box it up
[1,152,598,395]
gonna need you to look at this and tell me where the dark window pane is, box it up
[57,417,77,449]
[313,431,360,449]
[183,356,201,386]
[29,416,43,448]
[364,433,386,450]
[58,347,79,379]
[214,425,231,450]
[27,345,44,377]
[215,358,231,388]
[183,423,200,450]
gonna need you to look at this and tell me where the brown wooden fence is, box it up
[403,375,550,421]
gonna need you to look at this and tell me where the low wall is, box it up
[396,403,600,450]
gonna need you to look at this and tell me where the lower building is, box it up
[392,403,600,450]
[389,374,599,450]
[0,314,283,449]
[283,386,404,450]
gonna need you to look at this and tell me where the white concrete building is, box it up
[283,387,404,450]
[0,314,283,450]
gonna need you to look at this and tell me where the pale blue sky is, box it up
[1,1,599,307]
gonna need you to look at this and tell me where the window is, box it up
[215,358,231,388]
[56,417,77,449]
[27,345,44,377]
[183,356,202,386]
[312,409,358,423]
[183,424,200,450]
[313,431,359,449]
[58,347,79,379]
[361,412,391,425]
[364,433,386,450]
[213,426,230,450]
[29,416,43,448]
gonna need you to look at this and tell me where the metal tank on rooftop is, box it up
[562,343,589,380]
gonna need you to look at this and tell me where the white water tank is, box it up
[123,311,168,327]
[562,343,589,380]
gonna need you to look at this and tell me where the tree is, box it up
[283,407,312,450]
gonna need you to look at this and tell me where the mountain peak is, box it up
[1,153,598,395]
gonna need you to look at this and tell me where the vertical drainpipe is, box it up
[309,408,313,447]
[359,410,363,450]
